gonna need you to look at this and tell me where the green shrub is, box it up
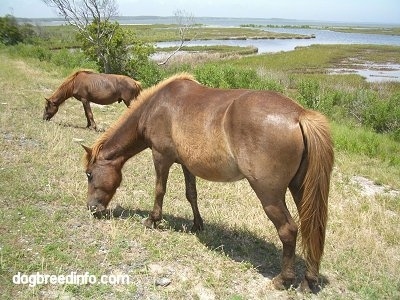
[0,15,23,45]
[297,79,321,109]
[51,48,97,70]
[194,64,283,92]
[0,15,38,45]
[362,93,400,137]
[250,78,284,93]
[194,64,230,88]
[5,44,52,61]
[128,59,165,88]
[332,122,400,166]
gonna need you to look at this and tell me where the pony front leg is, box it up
[81,99,97,130]
[143,151,173,229]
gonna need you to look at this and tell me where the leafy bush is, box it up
[0,15,23,45]
[295,80,400,141]
[77,20,130,74]
[77,19,157,79]
[0,15,37,45]
[297,79,321,109]
[4,44,52,61]
[362,93,400,137]
[332,122,400,166]
[194,64,230,88]
[51,48,97,70]
[128,59,164,88]
[125,39,161,87]
[193,64,283,92]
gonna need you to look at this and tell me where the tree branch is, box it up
[157,9,196,66]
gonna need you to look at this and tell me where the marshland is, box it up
[0,17,399,299]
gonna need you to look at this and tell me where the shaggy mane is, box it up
[48,69,95,101]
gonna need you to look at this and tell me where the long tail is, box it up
[298,110,334,274]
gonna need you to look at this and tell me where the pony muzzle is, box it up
[87,200,106,215]
[43,111,55,121]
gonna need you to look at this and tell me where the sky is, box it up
[0,0,399,24]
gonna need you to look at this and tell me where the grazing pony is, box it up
[82,73,334,292]
[43,70,142,130]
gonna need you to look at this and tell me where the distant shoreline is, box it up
[15,15,400,28]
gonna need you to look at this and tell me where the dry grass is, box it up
[1,51,399,299]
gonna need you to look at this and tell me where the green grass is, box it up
[1,45,399,299]
[223,44,400,71]
[157,44,258,56]
[332,122,400,168]
[124,24,312,43]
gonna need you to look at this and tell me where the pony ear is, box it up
[81,144,92,155]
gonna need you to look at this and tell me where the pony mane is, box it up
[132,72,197,107]
[84,72,198,167]
[49,69,95,101]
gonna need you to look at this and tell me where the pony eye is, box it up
[86,172,93,180]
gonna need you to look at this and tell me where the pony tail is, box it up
[298,110,334,274]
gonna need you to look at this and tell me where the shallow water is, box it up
[157,27,400,53]
[328,63,400,82]
[157,27,400,82]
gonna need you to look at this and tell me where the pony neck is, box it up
[49,76,75,106]
[96,105,148,165]
[49,89,71,106]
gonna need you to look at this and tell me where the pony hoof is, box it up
[299,279,312,293]
[86,124,97,130]
[299,277,319,294]
[272,274,294,290]
[142,217,155,229]
[190,222,204,233]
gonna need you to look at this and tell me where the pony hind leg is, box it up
[249,181,298,290]
[182,165,204,232]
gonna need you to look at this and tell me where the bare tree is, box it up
[42,0,118,30]
[158,9,196,66]
[42,0,119,72]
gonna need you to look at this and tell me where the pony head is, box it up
[82,145,123,217]
[43,98,59,121]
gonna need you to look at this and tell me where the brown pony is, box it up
[82,73,334,292]
[43,70,142,130]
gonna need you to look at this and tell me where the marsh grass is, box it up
[1,49,399,299]
[125,24,310,43]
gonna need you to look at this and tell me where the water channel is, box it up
[156,27,400,82]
